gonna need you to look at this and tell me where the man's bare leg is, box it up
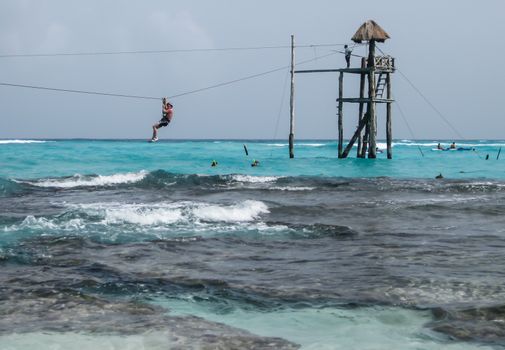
[152,125,158,140]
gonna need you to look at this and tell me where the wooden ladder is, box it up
[375,73,387,98]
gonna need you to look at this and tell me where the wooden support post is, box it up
[360,105,370,158]
[338,72,344,158]
[289,35,295,159]
[357,57,366,157]
[367,40,377,159]
[386,73,392,159]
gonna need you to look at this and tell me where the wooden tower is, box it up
[289,20,395,159]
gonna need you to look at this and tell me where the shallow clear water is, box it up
[154,300,498,350]
[0,139,504,179]
[1,139,505,349]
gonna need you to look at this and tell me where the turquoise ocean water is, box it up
[1,139,505,350]
[1,139,504,179]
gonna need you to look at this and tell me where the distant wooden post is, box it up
[367,39,377,159]
[386,73,392,159]
[289,35,295,159]
[357,57,366,157]
[338,72,344,158]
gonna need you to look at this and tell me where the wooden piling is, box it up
[289,35,295,159]
[367,40,377,159]
[386,73,392,159]
[360,107,370,158]
[338,72,344,158]
[357,57,366,157]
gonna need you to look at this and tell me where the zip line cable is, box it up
[0,43,348,59]
[0,51,339,101]
[393,96,424,157]
[396,69,465,140]
[378,46,486,161]
[0,82,160,100]
[167,65,288,99]
[394,93,482,160]
[162,51,338,99]
[375,45,465,140]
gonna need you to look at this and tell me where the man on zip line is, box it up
[151,97,173,142]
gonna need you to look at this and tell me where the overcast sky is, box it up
[0,0,504,140]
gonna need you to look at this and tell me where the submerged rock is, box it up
[429,305,505,344]
[0,290,298,349]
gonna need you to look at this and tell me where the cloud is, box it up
[1,0,504,138]
[39,22,71,51]
[146,10,214,49]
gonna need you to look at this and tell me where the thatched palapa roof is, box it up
[352,20,390,43]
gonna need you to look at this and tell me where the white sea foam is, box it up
[78,200,269,225]
[0,139,50,144]
[193,200,269,222]
[3,199,270,236]
[393,142,441,147]
[4,216,85,232]
[96,202,182,226]
[461,181,505,187]
[349,142,390,149]
[69,202,183,226]
[382,195,482,206]
[262,141,505,148]
[393,141,505,147]
[18,216,58,230]
[25,171,148,188]
[300,143,326,147]
[385,282,505,307]
[267,142,326,147]
[460,143,505,147]
[230,174,280,183]
[270,186,315,191]
[105,207,183,225]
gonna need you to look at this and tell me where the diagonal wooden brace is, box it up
[341,112,371,158]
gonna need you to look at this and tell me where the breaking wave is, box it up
[193,200,269,222]
[3,200,270,236]
[8,171,505,195]
[265,143,329,147]
[0,140,51,144]
[86,200,269,225]
[393,141,505,147]
[229,174,280,183]
[20,171,148,188]
[13,171,284,191]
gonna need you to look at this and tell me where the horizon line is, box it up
[1,138,504,142]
